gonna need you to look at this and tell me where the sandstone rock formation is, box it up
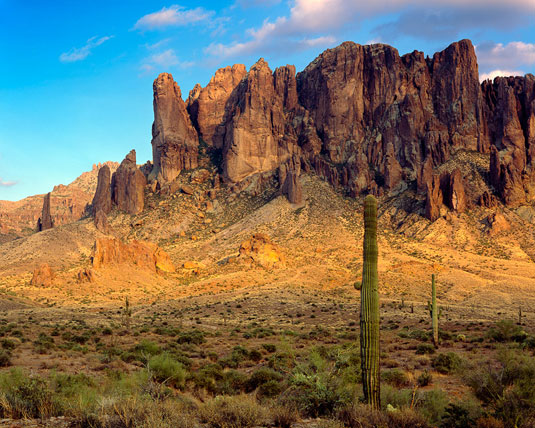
[37,193,54,232]
[30,263,54,286]
[92,165,112,215]
[111,150,146,215]
[91,237,175,273]
[94,209,111,234]
[238,233,285,268]
[187,64,247,149]
[150,73,198,184]
[279,157,303,205]
[148,39,535,220]
[487,212,510,236]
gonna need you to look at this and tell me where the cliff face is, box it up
[146,39,534,219]
[150,73,198,184]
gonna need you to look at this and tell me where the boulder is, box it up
[238,233,285,268]
[30,263,54,287]
[77,268,95,283]
[91,237,175,273]
[94,209,111,234]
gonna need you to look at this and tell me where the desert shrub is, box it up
[246,367,283,392]
[198,394,265,428]
[382,369,411,387]
[475,416,505,428]
[337,403,430,428]
[465,350,535,426]
[147,353,186,389]
[249,349,263,362]
[0,338,17,350]
[220,345,249,368]
[0,349,11,367]
[262,343,276,353]
[270,403,299,428]
[417,370,433,387]
[417,389,449,425]
[381,385,413,409]
[217,370,248,395]
[177,329,205,345]
[0,369,57,419]
[33,333,54,353]
[268,351,296,372]
[486,320,526,343]
[432,352,463,374]
[191,363,223,394]
[416,343,436,355]
[439,400,483,428]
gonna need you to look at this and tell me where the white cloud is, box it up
[0,178,17,187]
[140,49,194,74]
[134,5,214,30]
[476,41,535,68]
[59,36,113,63]
[207,0,534,59]
[479,69,524,82]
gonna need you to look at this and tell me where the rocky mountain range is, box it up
[3,38,535,243]
[125,38,532,225]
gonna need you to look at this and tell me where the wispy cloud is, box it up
[0,178,17,188]
[206,0,535,60]
[59,36,113,63]
[134,5,214,30]
[476,41,535,69]
[140,48,194,74]
[479,69,524,82]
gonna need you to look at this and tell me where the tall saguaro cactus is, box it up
[430,274,439,348]
[360,194,380,408]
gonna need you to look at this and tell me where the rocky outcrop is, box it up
[150,73,199,184]
[238,233,285,268]
[151,39,535,220]
[279,156,303,204]
[91,237,175,273]
[37,193,54,231]
[111,150,146,215]
[187,64,247,149]
[221,60,300,183]
[484,75,535,206]
[77,268,95,283]
[94,209,111,234]
[30,263,54,286]
[92,165,112,215]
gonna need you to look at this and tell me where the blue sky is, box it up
[0,0,534,201]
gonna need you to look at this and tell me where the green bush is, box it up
[486,320,526,343]
[198,395,265,428]
[416,344,436,355]
[246,367,283,392]
[0,349,11,367]
[417,370,433,387]
[432,352,463,374]
[382,369,411,387]
[147,353,186,389]
[177,329,205,345]
[465,350,535,426]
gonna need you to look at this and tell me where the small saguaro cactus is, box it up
[360,194,380,408]
[427,274,439,348]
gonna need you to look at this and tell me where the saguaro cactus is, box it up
[360,194,380,408]
[430,274,439,348]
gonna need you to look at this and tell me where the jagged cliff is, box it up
[145,39,535,221]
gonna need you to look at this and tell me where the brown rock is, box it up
[111,150,146,215]
[181,184,194,195]
[30,263,54,287]
[222,60,300,183]
[445,169,466,213]
[77,268,95,283]
[91,237,175,273]
[187,64,247,148]
[238,233,285,268]
[191,168,211,183]
[150,73,198,184]
[94,209,111,234]
[92,165,112,215]
[478,191,499,208]
[37,193,54,231]
[425,175,442,221]
[487,212,510,236]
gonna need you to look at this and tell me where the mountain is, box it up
[0,161,118,242]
